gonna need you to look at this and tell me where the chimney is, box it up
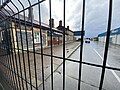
[67,26,69,30]
[59,20,62,26]
[49,18,54,28]
[28,7,34,21]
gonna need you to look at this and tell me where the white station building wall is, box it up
[116,35,120,45]
[98,34,120,45]
[98,36,106,43]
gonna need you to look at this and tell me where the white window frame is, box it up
[34,32,40,43]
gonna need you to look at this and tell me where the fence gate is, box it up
[0,0,119,90]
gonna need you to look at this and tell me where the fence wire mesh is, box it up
[0,0,119,90]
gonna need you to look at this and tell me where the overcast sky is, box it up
[42,0,120,37]
[7,0,120,37]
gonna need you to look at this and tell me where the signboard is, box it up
[74,31,85,36]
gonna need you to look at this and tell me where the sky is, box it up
[5,0,120,37]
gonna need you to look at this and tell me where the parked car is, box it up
[85,39,90,43]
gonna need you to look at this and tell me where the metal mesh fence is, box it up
[0,0,119,90]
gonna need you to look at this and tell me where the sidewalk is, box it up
[0,41,80,89]
[21,41,80,89]
[37,42,80,89]
[0,73,11,90]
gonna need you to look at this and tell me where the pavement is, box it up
[37,41,120,90]
[0,71,12,90]
[1,41,120,90]
[5,41,80,89]
[35,42,80,88]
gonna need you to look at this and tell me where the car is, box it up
[85,39,90,43]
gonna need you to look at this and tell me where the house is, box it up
[0,8,48,50]
[66,26,74,42]
[98,32,106,43]
[0,7,75,51]
[11,20,48,50]
[57,20,74,43]
[47,31,62,46]
[98,27,120,45]
[73,31,83,41]
[47,19,62,46]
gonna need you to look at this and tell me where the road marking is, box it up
[93,48,120,83]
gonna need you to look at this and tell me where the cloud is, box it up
[6,0,120,37]
[65,0,82,30]
[40,0,82,30]
[84,0,109,37]
[111,0,120,29]
[84,0,120,37]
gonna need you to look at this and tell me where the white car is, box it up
[85,39,90,43]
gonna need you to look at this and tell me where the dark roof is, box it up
[98,27,120,37]
[48,32,62,37]
[52,33,62,37]
[98,32,106,37]
[57,26,73,33]
[0,9,63,34]
[111,27,120,35]
[57,26,65,31]
[0,9,49,28]
[67,29,73,33]
[74,31,82,36]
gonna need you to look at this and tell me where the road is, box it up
[39,41,120,90]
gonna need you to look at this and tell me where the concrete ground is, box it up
[28,42,80,89]
[0,41,80,89]
[1,41,120,90]
[40,41,120,90]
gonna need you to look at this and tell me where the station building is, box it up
[98,27,120,45]
[57,20,74,43]
[0,8,74,51]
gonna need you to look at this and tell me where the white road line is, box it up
[93,48,120,83]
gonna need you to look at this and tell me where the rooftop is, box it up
[0,9,63,34]
[98,27,120,37]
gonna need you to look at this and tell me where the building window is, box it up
[0,31,3,43]
[34,32,40,43]
[15,23,20,29]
